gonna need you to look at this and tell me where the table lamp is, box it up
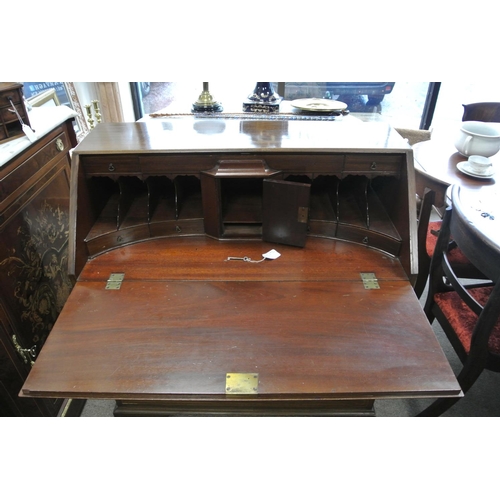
[192,83,223,113]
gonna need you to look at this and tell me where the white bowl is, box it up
[455,121,500,157]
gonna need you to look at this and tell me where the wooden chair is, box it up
[413,188,438,298]
[462,102,500,122]
[413,188,482,299]
[418,185,500,416]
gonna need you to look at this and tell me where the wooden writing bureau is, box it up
[21,118,461,416]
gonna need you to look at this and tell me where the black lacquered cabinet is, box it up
[0,116,84,416]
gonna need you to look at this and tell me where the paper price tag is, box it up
[23,124,37,143]
[262,249,281,260]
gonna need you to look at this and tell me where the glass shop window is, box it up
[133,81,431,130]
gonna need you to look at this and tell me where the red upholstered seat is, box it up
[435,286,500,356]
[426,221,472,266]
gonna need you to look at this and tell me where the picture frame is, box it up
[23,82,90,142]
[64,82,90,141]
[23,82,68,105]
[28,88,60,107]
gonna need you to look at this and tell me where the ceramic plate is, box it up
[291,98,348,113]
[457,161,495,179]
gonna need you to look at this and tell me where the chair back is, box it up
[462,102,500,122]
[425,184,500,358]
[412,188,436,297]
[418,185,500,415]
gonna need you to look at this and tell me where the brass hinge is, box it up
[105,272,125,290]
[298,206,309,223]
[225,373,259,395]
[360,272,380,289]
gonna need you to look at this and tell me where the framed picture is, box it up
[23,82,69,105]
[63,83,90,141]
[28,88,60,107]
[23,82,90,141]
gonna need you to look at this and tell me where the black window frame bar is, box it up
[420,82,441,130]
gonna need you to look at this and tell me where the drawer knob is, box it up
[108,163,115,172]
[56,138,64,151]
[370,162,377,170]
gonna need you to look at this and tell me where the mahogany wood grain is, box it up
[78,236,408,283]
[74,120,411,155]
[69,120,418,280]
[22,119,461,416]
[22,236,460,407]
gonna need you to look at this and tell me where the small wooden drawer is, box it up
[0,84,31,144]
[308,220,338,238]
[86,225,151,257]
[81,155,141,175]
[149,218,205,238]
[1,97,28,121]
[344,154,402,173]
[1,105,21,123]
[0,88,23,106]
[336,224,402,256]
[141,155,213,174]
[0,130,69,202]
[261,154,344,173]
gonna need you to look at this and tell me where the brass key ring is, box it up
[226,256,266,263]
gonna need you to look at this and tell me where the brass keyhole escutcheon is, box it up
[56,138,64,151]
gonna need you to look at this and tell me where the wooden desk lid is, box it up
[22,237,460,401]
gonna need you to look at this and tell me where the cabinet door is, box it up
[0,301,53,416]
[0,154,73,416]
[262,179,311,247]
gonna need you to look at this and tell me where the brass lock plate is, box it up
[225,373,259,394]
[360,272,380,289]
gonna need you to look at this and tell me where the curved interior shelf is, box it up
[83,171,401,258]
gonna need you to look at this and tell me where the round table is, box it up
[413,139,499,248]
[413,140,499,208]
